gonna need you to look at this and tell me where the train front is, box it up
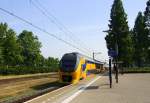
[59,53,79,84]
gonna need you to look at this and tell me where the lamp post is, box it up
[92,52,101,60]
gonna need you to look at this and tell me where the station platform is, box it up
[25,73,150,103]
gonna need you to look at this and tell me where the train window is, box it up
[60,54,77,72]
[82,64,86,71]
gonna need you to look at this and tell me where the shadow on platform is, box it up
[85,86,99,90]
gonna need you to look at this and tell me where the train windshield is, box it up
[60,53,77,72]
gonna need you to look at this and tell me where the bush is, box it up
[123,67,150,73]
[0,66,59,75]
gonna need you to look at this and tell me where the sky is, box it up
[0,0,148,61]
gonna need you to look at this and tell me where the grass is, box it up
[0,73,59,103]
[123,67,150,73]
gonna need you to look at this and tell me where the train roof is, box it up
[66,52,104,65]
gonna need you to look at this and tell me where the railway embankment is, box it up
[0,73,65,103]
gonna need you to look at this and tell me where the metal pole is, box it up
[93,52,95,60]
[115,60,118,83]
[116,64,118,83]
[109,57,112,88]
[121,64,124,75]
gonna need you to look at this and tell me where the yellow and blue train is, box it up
[59,52,104,84]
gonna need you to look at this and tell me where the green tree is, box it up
[132,12,147,67]
[105,0,133,66]
[0,23,8,65]
[0,23,21,65]
[36,55,46,67]
[0,46,3,65]
[3,29,22,66]
[46,57,59,67]
[144,0,150,64]
[18,30,42,66]
[45,57,59,71]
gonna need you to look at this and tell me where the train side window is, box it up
[82,64,86,71]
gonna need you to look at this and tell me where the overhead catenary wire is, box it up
[34,0,93,53]
[0,7,91,55]
[30,0,93,55]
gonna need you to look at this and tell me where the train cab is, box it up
[59,52,104,84]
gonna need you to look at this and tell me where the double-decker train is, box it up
[59,52,104,84]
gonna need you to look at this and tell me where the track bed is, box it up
[0,73,66,103]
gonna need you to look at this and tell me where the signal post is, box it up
[108,49,118,88]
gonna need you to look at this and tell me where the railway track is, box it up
[0,73,68,103]
[0,73,57,85]
[0,72,104,103]
[13,82,68,103]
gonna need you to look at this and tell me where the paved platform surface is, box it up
[70,74,150,103]
[26,74,150,103]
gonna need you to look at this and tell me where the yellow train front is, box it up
[59,52,103,84]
